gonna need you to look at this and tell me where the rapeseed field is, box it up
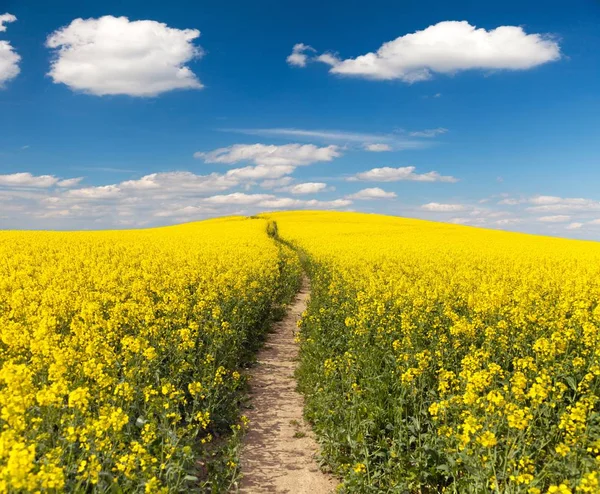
[0,217,300,492]
[2,210,600,493]
[270,211,600,493]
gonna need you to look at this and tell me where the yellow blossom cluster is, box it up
[270,211,600,493]
[0,217,300,492]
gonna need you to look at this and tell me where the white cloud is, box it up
[201,193,351,210]
[409,128,448,138]
[349,166,458,183]
[46,15,203,96]
[421,202,466,212]
[0,173,60,188]
[347,187,396,200]
[259,197,352,209]
[286,43,315,67]
[67,185,121,199]
[120,171,238,193]
[283,182,328,195]
[222,128,426,150]
[313,21,560,82]
[566,222,583,230]
[526,196,600,213]
[589,219,600,226]
[364,143,392,152]
[203,193,273,205]
[537,215,571,223]
[0,13,16,32]
[57,177,84,188]
[225,164,295,180]
[0,13,20,87]
[197,143,341,167]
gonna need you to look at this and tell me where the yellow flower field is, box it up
[2,210,600,492]
[0,217,300,492]
[269,211,600,493]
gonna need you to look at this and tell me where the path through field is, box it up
[237,276,336,493]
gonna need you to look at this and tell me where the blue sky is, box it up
[1,0,599,237]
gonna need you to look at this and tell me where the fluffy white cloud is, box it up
[349,166,458,183]
[197,143,341,167]
[421,202,466,212]
[0,173,61,188]
[409,128,448,138]
[286,43,315,67]
[364,143,392,152]
[282,182,328,194]
[537,215,571,223]
[347,187,396,200]
[0,13,16,32]
[313,21,560,82]
[67,185,121,199]
[0,13,20,87]
[46,15,203,96]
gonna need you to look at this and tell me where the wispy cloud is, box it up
[348,166,458,183]
[408,127,448,138]
[219,127,429,150]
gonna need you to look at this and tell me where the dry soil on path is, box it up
[236,276,336,494]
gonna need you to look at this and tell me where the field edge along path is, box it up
[236,275,336,493]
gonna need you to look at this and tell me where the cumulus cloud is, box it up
[286,43,315,67]
[364,143,392,152]
[0,173,62,188]
[409,128,448,138]
[349,166,458,183]
[259,197,352,209]
[46,15,203,96]
[282,182,328,195]
[346,187,396,200]
[0,168,356,229]
[196,143,341,167]
[537,215,571,223]
[312,21,560,82]
[0,13,20,87]
[67,185,121,199]
[421,202,466,212]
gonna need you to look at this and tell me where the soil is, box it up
[236,276,336,493]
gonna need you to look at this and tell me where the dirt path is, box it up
[236,276,336,493]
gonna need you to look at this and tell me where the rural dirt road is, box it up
[236,276,336,493]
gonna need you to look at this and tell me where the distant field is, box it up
[1,211,600,492]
